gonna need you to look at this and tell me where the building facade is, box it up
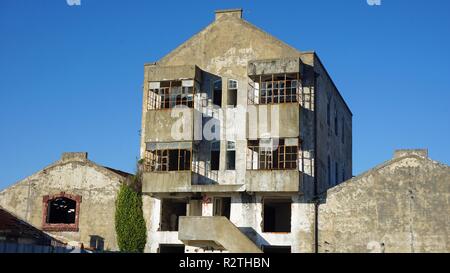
[0,152,131,251]
[318,149,450,253]
[140,9,352,253]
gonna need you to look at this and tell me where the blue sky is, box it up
[1,0,449,190]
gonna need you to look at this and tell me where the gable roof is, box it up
[0,206,63,245]
[154,11,302,74]
[327,150,450,196]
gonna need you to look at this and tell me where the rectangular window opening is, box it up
[263,199,291,233]
[213,197,231,219]
[160,199,187,231]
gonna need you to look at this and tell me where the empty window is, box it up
[247,139,298,170]
[213,80,222,107]
[226,141,236,170]
[147,80,195,110]
[263,199,291,233]
[160,199,187,231]
[213,197,231,219]
[47,197,76,224]
[159,244,185,253]
[145,149,191,172]
[42,193,81,232]
[262,245,291,253]
[211,141,220,171]
[227,79,238,107]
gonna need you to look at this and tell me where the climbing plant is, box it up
[115,173,147,253]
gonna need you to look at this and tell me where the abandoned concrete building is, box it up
[140,9,352,253]
[0,8,448,254]
[0,152,131,251]
[318,149,450,253]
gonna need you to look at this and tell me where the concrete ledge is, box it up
[248,58,302,76]
[247,103,300,139]
[146,64,201,82]
[142,171,192,193]
[245,170,301,192]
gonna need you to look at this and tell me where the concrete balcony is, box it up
[245,170,301,192]
[178,216,262,253]
[144,108,199,143]
[248,58,302,77]
[142,171,193,193]
[247,103,300,139]
[142,171,245,194]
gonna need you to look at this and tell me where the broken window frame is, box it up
[147,80,197,110]
[144,148,192,172]
[248,73,300,105]
[247,138,299,170]
[42,192,81,232]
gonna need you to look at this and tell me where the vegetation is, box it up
[115,168,147,253]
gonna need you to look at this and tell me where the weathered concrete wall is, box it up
[245,170,300,192]
[248,58,301,76]
[0,153,127,251]
[146,64,201,82]
[144,109,195,142]
[318,151,450,253]
[312,53,352,194]
[247,103,300,139]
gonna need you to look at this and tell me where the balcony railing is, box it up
[147,80,198,110]
[248,74,301,105]
[246,139,299,170]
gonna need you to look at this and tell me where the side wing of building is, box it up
[0,153,129,251]
[318,150,450,253]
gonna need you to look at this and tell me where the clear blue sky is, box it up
[1,0,449,190]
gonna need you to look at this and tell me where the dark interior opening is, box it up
[263,199,291,232]
[226,151,236,170]
[159,244,185,253]
[168,150,179,171]
[211,150,220,171]
[227,90,237,107]
[160,199,187,231]
[213,81,222,106]
[262,245,291,253]
[47,197,76,224]
[213,197,231,219]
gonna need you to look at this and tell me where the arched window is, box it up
[42,192,81,232]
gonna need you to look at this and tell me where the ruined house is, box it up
[140,9,352,253]
[0,152,131,251]
[318,149,450,253]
